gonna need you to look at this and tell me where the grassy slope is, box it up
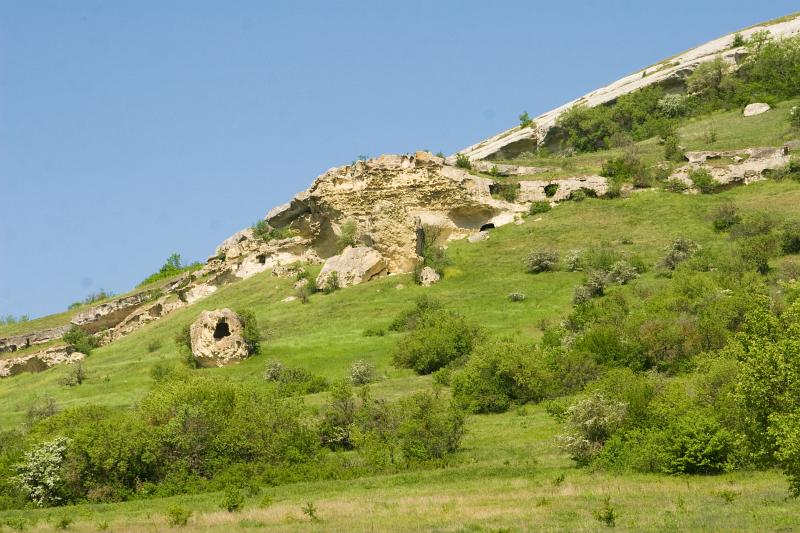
[3,180,800,530]
[3,104,800,529]
[490,98,800,181]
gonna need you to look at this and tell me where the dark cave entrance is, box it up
[213,320,231,340]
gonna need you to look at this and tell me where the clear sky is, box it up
[1,1,798,318]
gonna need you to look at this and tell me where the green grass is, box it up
[2,406,797,531]
[492,98,800,181]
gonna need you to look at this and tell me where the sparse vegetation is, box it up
[138,253,201,287]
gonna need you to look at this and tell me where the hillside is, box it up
[3,13,800,533]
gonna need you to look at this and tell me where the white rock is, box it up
[281,296,297,303]
[189,309,250,368]
[316,246,387,289]
[468,231,489,243]
[419,266,441,287]
[743,103,771,117]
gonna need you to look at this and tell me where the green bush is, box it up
[601,152,644,182]
[660,236,699,270]
[451,339,554,413]
[607,261,639,285]
[780,220,800,254]
[529,200,551,215]
[166,506,192,527]
[138,253,201,287]
[393,308,480,375]
[664,133,684,162]
[525,249,559,273]
[395,392,465,463]
[664,415,735,474]
[455,153,471,169]
[12,436,70,507]
[349,359,377,386]
[235,309,260,355]
[336,219,359,252]
[712,202,741,231]
[737,234,778,274]
[519,111,533,128]
[388,296,444,332]
[262,360,328,395]
[689,168,718,194]
[62,327,99,356]
[221,487,244,512]
[791,106,800,130]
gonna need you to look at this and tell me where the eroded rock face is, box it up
[189,309,249,368]
[316,246,387,289]
[0,346,84,378]
[71,292,155,333]
[518,176,609,203]
[670,146,790,188]
[454,16,800,161]
[0,325,71,354]
[265,152,524,274]
[744,103,770,116]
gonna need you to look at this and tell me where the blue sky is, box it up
[1,1,798,318]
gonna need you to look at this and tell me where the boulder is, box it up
[743,103,771,117]
[189,309,250,368]
[419,266,441,287]
[316,246,387,288]
[468,231,490,243]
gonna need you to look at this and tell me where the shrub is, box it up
[664,415,735,474]
[712,202,741,231]
[558,393,627,466]
[349,360,377,386]
[336,219,359,252]
[689,168,718,194]
[687,56,729,96]
[664,178,688,193]
[12,436,70,507]
[451,339,554,413]
[416,225,450,280]
[791,106,800,130]
[393,309,480,374]
[322,271,340,294]
[507,292,526,302]
[263,360,285,381]
[388,295,444,332]
[252,220,293,243]
[491,182,519,202]
[594,496,618,527]
[395,392,465,463]
[571,189,588,202]
[263,360,327,395]
[166,506,192,527]
[146,339,162,353]
[737,234,779,274]
[362,326,386,337]
[455,153,471,169]
[601,152,644,182]
[565,250,584,272]
[544,183,559,197]
[529,200,551,215]
[664,133,684,162]
[235,309,260,355]
[732,32,745,48]
[607,261,639,285]
[660,236,699,270]
[59,364,86,387]
[62,327,98,355]
[519,111,533,128]
[302,501,319,522]
[221,487,244,512]
[138,253,201,287]
[525,249,559,273]
[781,220,800,254]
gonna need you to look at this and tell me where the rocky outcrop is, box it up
[70,292,155,333]
[518,175,609,203]
[0,325,71,354]
[470,161,551,176]
[0,346,84,377]
[189,309,250,368]
[453,15,800,162]
[670,146,790,188]
[743,103,770,116]
[316,246,387,289]
[262,152,525,274]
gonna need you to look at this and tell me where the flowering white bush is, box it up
[14,436,70,507]
[558,393,627,465]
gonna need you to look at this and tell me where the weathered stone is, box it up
[281,296,297,303]
[0,345,84,378]
[419,267,441,287]
[453,17,800,161]
[316,246,387,289]
[471,160,551,176]
[468,231,490,243]
[70,292,154,334]
[744,103,771,117]
[0,325,71,354]
[189,309,250,368]
[518,176,608,203]
[669,145,790,187]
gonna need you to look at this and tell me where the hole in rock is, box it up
[479,223,495,231]
[213,320,231,340]
[257,254,267,265]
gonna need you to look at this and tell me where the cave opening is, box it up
[213,320,231,340]
[479,223,495,231]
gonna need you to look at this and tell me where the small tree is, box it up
[455,153,471,169]
[690,168,718,194]
[236,309,261,355]
[526,249,559,273]
[519,111,534,128]
[13,437,71,507]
